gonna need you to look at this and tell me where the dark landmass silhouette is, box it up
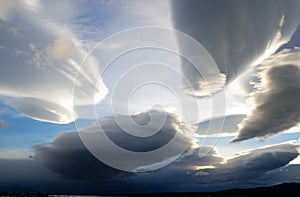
[128,182,300,196]
[0,182,299,196]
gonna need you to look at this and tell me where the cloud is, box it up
[203,142,299,183]
[172,0,300,96]
[168,146,224,171]
[34,110,193,178]
[34,109,299,185]
[139,142,299,192]
[0,159,58,187]
[0,0,107,124]
[34,131,124,180]
[0,132,297,193]
[11,97,75,124]
[0,158,138,194]
[233,49,300,142]
[260,164,300,184]
[197,114,246,136]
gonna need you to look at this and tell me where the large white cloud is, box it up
[172,0,300,96]
[0,0,108,124]
[233,49,300,142]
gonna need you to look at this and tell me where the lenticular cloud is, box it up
[233,49,300,142]
[172,0,300,96]
[0,1,107,124]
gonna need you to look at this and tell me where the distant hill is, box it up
[125,182,300,196]
[1,182,300,196]
[216,182,300,196]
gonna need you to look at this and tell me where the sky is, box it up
[0,0,300,194]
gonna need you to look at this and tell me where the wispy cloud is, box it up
[197,114,246,136]
[0,0,108,124]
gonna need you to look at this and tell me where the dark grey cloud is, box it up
[129,142,299,192]
[197,114,246,135]
[34,110,193,179]
[260,164,300,185]
[233,49,300,142]
[0,138,297,194]
[97,110,191,152]
[34,132,125,180]
[0,158,62,185]
[172,0,300,96]
[33,110,299,184]
[0,158,69,193]
[202,143,299,183]
[0,158,135,194]
[156,146,224,172]
[143,143,299,188]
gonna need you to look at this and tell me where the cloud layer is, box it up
[33,111,299,187]
[197,114,246,136]
[233,49,300,142]
[201,143,299,183]
[135,141,299,193]
[172,0,300,96]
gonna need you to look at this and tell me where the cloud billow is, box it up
[34,131,124,180]
[34,110,193,178]
[233,49,300,142]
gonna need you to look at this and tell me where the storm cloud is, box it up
[139,142,300,193]
[233,49,300,142]
[34,110,193,178]
[122,141,300,194]
[34,110,299,186]
[172,0,300,96]
[1,141,299,194]
[34,131,124,180]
